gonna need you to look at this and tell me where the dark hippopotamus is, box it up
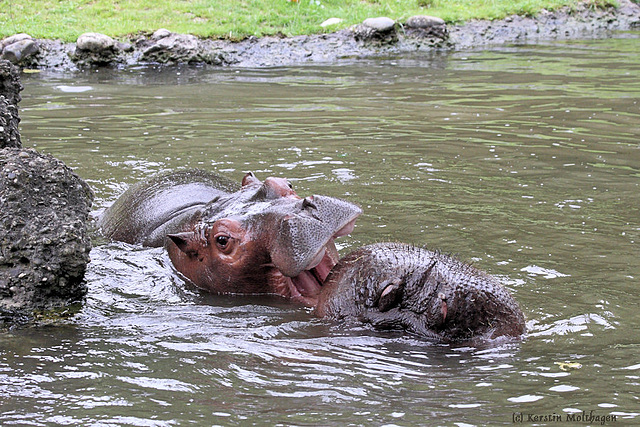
[316,243,526,342]
[99,169,361,306]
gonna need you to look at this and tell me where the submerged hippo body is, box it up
[99,169,362,305]
[316,243,526,342]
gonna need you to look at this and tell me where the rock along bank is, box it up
[0,60,94,329]
[1,0,639,70]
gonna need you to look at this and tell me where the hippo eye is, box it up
[215,235,230,249]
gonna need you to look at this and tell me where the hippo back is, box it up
[99,169,239,247]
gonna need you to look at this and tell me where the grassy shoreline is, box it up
[1,0,617,42]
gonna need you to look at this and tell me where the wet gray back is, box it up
[99,169,239,247]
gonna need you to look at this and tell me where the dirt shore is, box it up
[2,1,640,70]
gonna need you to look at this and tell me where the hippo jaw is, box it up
[269,238,339,306]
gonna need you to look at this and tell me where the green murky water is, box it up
[2,34,639,425]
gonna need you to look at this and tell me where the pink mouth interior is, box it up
[291,250,334,301]
[283,217,358,306]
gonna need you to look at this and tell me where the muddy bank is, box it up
[449,0,640,48]
[2,0,639,70]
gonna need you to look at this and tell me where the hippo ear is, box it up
[168,232,202,258]
[242,172,261,187]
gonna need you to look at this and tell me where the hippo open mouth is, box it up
[270,199,360,306]
[287,243,336,305]
[286,238,347,306]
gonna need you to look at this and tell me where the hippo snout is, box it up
[270,195,362,278]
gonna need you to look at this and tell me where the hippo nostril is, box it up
[302,196,317,210]
[378,279,403,312]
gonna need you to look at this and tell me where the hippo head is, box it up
[316,243,526,342]
[166,172,361,305]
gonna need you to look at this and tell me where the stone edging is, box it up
[2,1,640,70]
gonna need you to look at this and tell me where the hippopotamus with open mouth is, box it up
[100,169,526,342]
[99,169,361,306]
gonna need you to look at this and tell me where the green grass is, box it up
[0,0,618,42]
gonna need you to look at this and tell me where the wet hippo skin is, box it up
[101,170,525,342]
[316,243,526,343]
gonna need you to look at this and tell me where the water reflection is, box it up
[2,33,640,425]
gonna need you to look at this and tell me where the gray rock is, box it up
[142,33,201,63]
[405,15,448,39]
[1,60,93,328]
[152,28,172,40]
[0,148,94,328]
[1,34,33,50]
[72,32,118,66]
[76,32,115,53]
[0,99,21,148]
[1,39,40,64]
[406,15,445,28]
[116,41,134,52]
[363,17,396,32]
[0,60,22,149]
[353,17,397,42]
